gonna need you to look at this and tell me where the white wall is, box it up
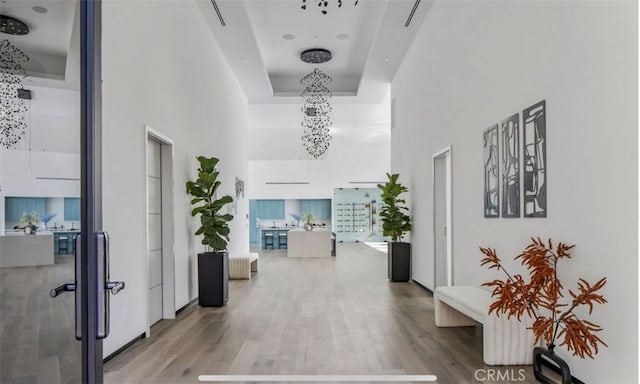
[391,1,637,382]
[101,0,249,356]
[248,101,390,199]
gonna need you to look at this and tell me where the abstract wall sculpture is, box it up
[501,114,520,218]
[483,124,499,218]
[0,39,30,149]
[300,68,332,159]
[522,100,547,217]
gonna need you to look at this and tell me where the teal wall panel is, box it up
[300,199,331,220]
[256,200,285,220]
[64,198,81,221]
[5,197,47,223]
[249,200,258,243]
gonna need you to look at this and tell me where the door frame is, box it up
[79,0,104,381]
[432,146,453,288]
[144,125,176,335]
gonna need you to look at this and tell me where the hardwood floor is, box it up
[104,243,538,384]
[0,255,81,384]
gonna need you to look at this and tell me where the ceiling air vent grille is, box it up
[210,0,226,27]
[391,97,398,134]
[405,0,422,27]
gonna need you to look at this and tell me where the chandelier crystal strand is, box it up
[0,39,29,149]
[301,68,333,159]
[300,0,358,14]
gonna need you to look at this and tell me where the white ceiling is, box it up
[197,0,434,104]
[1,0,78,88]
[0,0,434,99]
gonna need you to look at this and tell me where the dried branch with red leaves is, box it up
[480,237,607,359]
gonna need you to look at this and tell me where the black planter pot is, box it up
[197,251,229,307]
[533,345,572,384]
[388,242,411,282]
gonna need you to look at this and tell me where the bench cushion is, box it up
[434,285,491,323]
[228,253,259,279]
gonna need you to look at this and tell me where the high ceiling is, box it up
[1,0,79,88]
[196,0,434,104]
[0,0,434,99]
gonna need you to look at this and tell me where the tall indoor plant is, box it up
[378,173,412,282]
[186,156,234,307]
[480,238,607,384]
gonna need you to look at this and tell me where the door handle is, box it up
[97,232,125,339]
[105,281,125,295]
[50,234,82,339]
[50,283,76,298]
[50,232,124,340]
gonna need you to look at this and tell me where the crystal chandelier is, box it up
[0,39,29,149]
[301,0,359,14]
[301,68,332,159]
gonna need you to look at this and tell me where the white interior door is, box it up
[433,148,452,289]
[147,137,163,325]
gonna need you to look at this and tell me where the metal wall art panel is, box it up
[523,100,547,217]
[483,124,499,218]
[501,114,520,218]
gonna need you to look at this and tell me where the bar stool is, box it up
[263,231,275,250]
[278,230,288,249]
[58,234,69,254]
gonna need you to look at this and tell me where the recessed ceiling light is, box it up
[336,33,349,40]
[32,6,48,14]
[384,57,391,61]
[282,34,295,40]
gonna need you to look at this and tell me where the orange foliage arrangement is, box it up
[480,238,607,358]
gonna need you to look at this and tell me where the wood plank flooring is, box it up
[0,255,81,384]
[104,243,538,384]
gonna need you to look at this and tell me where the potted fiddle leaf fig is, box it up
[186,156,234,307]
[480,238,607,384]
[378,173,412,282]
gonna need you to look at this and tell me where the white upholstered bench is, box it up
[434,285,535,365]
[228,252,259,280]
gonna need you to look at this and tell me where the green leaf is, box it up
[186,155,233,252]
[378,172,411,241]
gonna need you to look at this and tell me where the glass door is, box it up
[0,1,120,382]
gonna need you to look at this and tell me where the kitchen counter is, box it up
[287,228,332,258]
[0,232,54,267]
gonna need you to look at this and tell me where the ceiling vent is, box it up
[390,97,398,134]
[210,0,226,27]
[405,0,422,28]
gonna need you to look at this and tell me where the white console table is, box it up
[287,228,332,258]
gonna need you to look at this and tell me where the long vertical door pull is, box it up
[50,232,125,340]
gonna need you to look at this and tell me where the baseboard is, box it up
[176,297,198,315]
[103,332,145,363]
[411,279,433,295]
